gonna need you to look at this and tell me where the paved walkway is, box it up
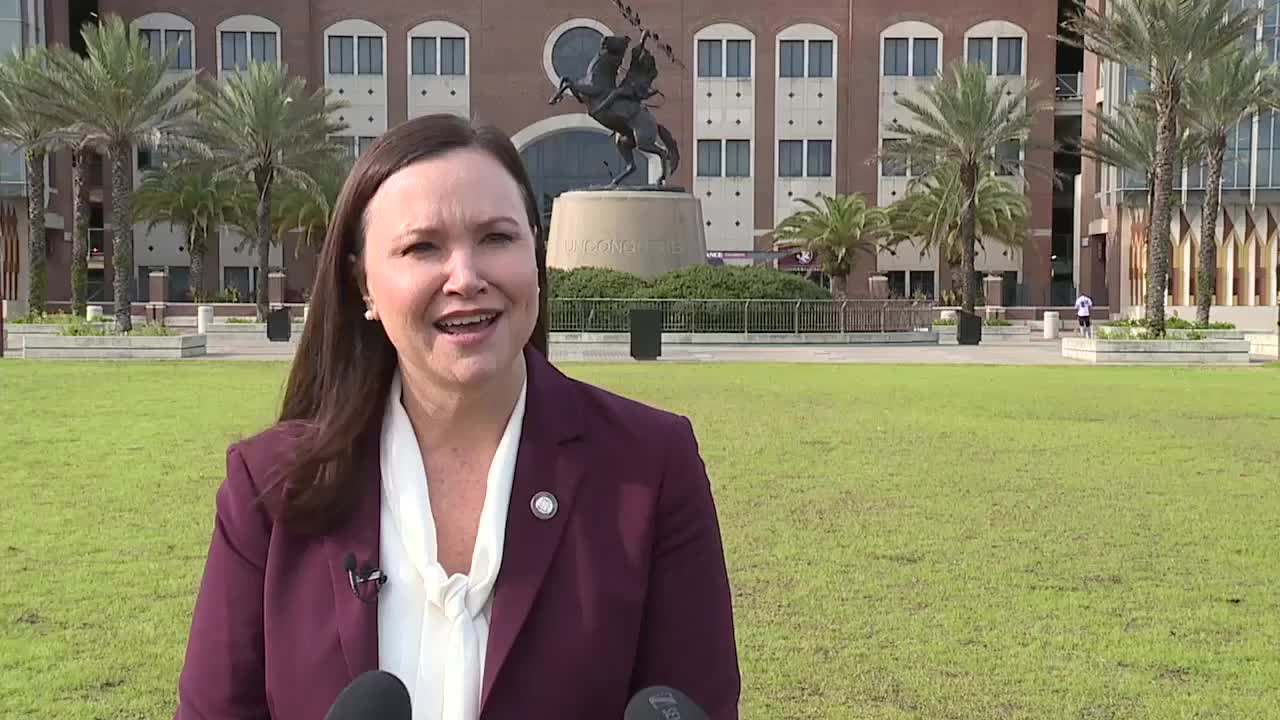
[189,338,1079,364]
[547,342,1079,364]
[7,335,1273,365]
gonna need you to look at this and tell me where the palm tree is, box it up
[190,62,348,319]
[133,159,249,302]
[1074,92,1202,314]
[1184,47,1280,324]
[32,14,198,332]
[770,193,890,298]
[0,46,60,316]
[45,47,99,320]
[885,159,1029,301]
[1060,0,1259,335]
[881,60,1042,314]
[272,155,351,252]
[64,139,95,318]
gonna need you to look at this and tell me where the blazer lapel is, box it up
[323,429,383,682]
[481,349,587,711]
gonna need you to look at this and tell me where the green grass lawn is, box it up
[2,360,1279,719]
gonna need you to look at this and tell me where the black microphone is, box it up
[343,552,387,604]
[624,686,709,720]
[324,670,411,720]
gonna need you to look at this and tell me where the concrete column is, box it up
[1225,242,1236,306]
[197,305,214,335]
[983,274,1004,309]
[867,274,889,300]
[268,271,286,310]
[1043,311,1060,339]
[146,270,167,325]
[1264,239,1274,303]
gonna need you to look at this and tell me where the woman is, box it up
[173,114,740,720]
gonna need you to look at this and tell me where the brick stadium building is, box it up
[2,0,1089,315]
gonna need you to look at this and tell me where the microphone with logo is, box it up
[323,670,411,720]
[624,686,709,720]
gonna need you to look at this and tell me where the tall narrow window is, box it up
[726,40,751,78]
[808,40,833,78]
[697,140,722,177]
[883,38,909,76]
[357,36,383,75]
[440,37,465,75]
[967,37,993,74]
[698,39,722,77]
[411,37,437,75]
[779,40,804,78]
[328,36,354,74]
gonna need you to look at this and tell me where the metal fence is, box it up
[548,298,935,334]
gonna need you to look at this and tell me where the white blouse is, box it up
[376,367,528,720]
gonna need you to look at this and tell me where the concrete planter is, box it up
[1062,337,1251,364]
[4,323,116,352]
[1246,333,1279,359]
[22,334,206,359]
[1100,326,1246,340]
[936,325,1028,344]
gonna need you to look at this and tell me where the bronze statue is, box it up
[548,30,680,188]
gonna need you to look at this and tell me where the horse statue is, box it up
[548,31,680,188]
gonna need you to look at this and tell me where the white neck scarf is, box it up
[378,367,527,720]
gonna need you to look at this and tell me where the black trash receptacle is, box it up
[629,308,662,360]
[956,309,983,345]
[266,308,292,342]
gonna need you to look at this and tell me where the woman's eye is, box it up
[485,233,514,244]
[405,242,437,254]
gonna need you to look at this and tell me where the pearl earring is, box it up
[364,308,375,321]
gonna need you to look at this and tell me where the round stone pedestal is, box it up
[546,190,707,278]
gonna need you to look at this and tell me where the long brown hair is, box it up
[269,114,549,535]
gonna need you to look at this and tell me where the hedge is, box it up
[546,264,832,301]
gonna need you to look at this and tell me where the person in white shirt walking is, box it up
[1074,292,1094,337]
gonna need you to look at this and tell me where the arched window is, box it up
[551,26,603,81]
[520,130,645,215]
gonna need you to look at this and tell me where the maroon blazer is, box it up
[173,348,740,720]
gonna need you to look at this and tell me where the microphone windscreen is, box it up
[324,670,411,720]
[624,686,709,720]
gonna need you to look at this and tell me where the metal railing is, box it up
[548,298,935,334]
[88,228,106,256]
[1055,73,1083,100]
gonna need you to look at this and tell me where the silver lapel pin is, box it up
[530,491,558,520]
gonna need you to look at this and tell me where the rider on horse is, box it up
[594,30,660,116]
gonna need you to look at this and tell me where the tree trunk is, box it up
[70,147,90,318]
[255,168,272,321]
[109,144,133,333]
[189,226,205,301]
[24,149,46,316]
[831,272,848,299]
[1145,181,1155,312]
[959,161,978,314]
[1196,137,1226,326]
[1146,88,1178,337]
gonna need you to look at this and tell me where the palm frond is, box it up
[880,60,1046,175]
[1058,0,1259,91]
[1185,46,1280,139]
[885,159,1028,263]
[0,46,64,151]
[29,15,197,149]
[771,192,890,278]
